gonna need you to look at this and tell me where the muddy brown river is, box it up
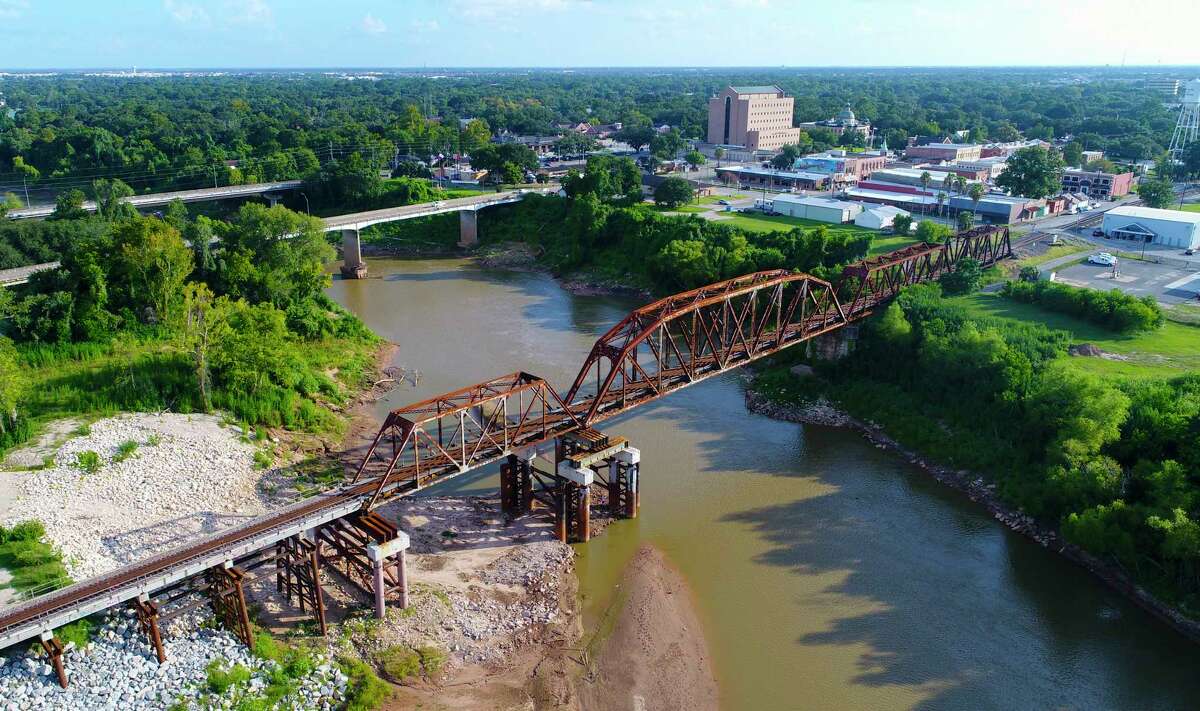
[328,257,1200,710]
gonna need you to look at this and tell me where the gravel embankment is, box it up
[1,413,275,581]
[0,609,347,710]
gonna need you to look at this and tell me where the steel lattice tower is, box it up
[1168,79,1200,162]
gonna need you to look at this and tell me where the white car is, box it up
[1088,252,1118,266]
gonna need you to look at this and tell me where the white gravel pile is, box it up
[1,413,270,581]
[0,609,347,710]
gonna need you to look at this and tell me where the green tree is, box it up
[215,204,334,309]
[649,129,686,160]
[553,132,598,156]
[461,119,492,152]
[956,210,975,232]
[92,178,138,221]
[108,217,194,326]
[0,193,20,219]
[653,177,694,209]
[305,153,384,209]
[1184,142,1200,179]
[181,282,226,411]
[684,150,706,170]
[501,162,523,184]
[938,256,982,295]
[469,143,538,176]
[771,144,803,171]
[0,337,24,435]
[1062,141,1084,167]
[1137,178,1175,209]
[50,190,88,221]
[713,147,725,167]
[967,182,987,214]
[617,124,656,152]
[995,146,1065,199]
[915,220,952,243]
[562,155,641,203]
[891,213,913,235]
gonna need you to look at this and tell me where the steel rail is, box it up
[0,226,1013,652]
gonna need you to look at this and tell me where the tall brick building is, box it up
[707,86,802,152]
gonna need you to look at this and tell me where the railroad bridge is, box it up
[0,226,1012,686]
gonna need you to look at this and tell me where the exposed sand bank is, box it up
[578,545,719,711]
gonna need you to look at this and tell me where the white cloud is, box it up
[0,0,29,20]
[361,13,387,35]
[449,0,578,21]
[227,0,272,25]
[163,0,210,25]
[411,19,440,32]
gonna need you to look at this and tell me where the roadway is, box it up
[6,180,304,220]
[320,187,558,232]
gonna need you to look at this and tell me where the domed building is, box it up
[798,103,872,140]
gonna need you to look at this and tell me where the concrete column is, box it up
[396,550,408,609]
[340,228,367,279]
[371,560,385,620]
[458,209,479,248]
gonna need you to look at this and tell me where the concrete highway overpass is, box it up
[6,180,304,220]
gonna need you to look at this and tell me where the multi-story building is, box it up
[794,149,888,181]
[796,104,872,139]
[1060,168,1134,200]
[707,86,803,151]
[904,142,983,162]
[1147,78,1181,97]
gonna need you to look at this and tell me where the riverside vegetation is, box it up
[754,281,1200,617]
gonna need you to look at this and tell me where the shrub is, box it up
[206,660,253,694]
[1001,279,1164,332]
[76,450,102,474]
[113,440,138,463]
[417,645,446,676]
[376,645,421,682]
[339,655,391,711]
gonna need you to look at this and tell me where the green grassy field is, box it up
[1178,203,1200,213]
[1017,242,1092,268]
[953,291,1200,378]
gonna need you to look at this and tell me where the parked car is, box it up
[717,199,730,205]
[1092,229,1105,237]
[1088,252,1118,266]
[1186,248,1196,256]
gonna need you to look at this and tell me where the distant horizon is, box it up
[2,65,1200,73]
[2,0,1199,69]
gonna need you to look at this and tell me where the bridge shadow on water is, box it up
[615,376,1200,710]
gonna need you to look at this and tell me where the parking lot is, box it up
[1053,257,1200,305]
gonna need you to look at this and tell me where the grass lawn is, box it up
[867,234,923,256]
[1018,242,1092,268]
[1178,203,1200,213]
[953,291,1200,378]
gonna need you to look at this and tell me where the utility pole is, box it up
[22,175,30,207]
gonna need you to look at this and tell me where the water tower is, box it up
[1167,79,1200,162]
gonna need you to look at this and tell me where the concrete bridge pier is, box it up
[458,208,479,248]
[340,228,368,279]
[367,531,410,620]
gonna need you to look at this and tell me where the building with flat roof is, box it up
[772,195,864,224]
[707,86,803,152]
[1061,168,1134,200]
[1102,206,1200,250]
[904,143,983,162]
[715,165,830,191]
[794,149,888,181]
[797,104,872,139]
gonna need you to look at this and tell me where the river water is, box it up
[329,258,1200,710]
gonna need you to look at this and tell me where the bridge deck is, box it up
[0,226,1011,652]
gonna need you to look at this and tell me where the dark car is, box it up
[1092,229,1104,237]
[1186,249,1196,256]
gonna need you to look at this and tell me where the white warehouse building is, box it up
[771,195,863,224]
[855,205,910,230]
[1102,206,1200,250]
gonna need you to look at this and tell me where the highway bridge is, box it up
[0,225,1012,684]
[0,188,556,287]
[4,180,305,220]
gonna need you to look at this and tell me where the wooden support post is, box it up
[396,550,408,609]
[134,596,167,663]
[39,633,67,689]
[578,484,591,543]
[553,484,568,543]
[307,542,328,636]
[372,560,386,620]
[208,564,253,647]
[501,455,517,514]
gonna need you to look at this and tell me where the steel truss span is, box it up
[0,226,1011,652]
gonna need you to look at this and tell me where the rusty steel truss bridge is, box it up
[0,226,1011,683]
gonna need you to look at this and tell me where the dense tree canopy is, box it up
[996,146,1066,199]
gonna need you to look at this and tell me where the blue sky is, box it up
[1,0,1199,69]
